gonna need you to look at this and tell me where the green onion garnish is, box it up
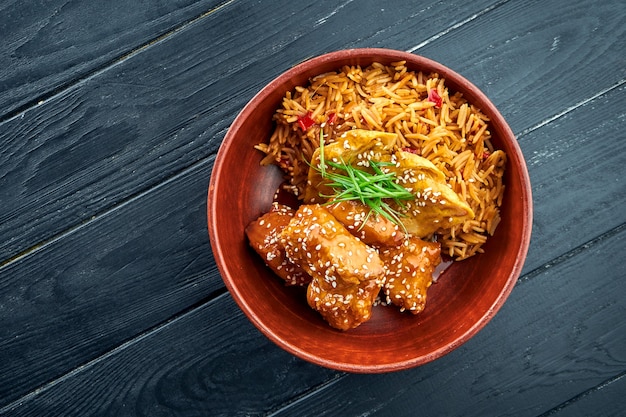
[314,132,414,230]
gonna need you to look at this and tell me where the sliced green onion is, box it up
[313,136,414,231]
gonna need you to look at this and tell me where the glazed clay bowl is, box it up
[207,48,532,373]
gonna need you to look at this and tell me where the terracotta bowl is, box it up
[207,48,532,373]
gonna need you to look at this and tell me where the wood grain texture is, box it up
[2,224,624,416]
[2,0,516,408]
[0,158,220,407]
[0,0,226,119]
[0,0,625,414]
[410,0,626,135]
[0,0,499,263]
[268,227,626,417]
[517,84,626,273]
[546,372,626,416]
[0,294,340,417]
[3,0,623,264]
[1,76,624,414]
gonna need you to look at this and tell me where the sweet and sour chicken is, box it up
[245,203,311,286]
[380,237,441,314]
[280,204,385,330]
[325,200,405,247]
[246,129,473,330]
[246,199,442,330]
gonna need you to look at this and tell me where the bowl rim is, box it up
[208,48,533,372]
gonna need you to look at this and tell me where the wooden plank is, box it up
[0,158,223,408]
[0,0,225,118]
[0,0,499,263]
[0,0,504,406]
[0,0,624,410]
[2,221,624,416]
[545,372,626,416]
[0,293,340,417]
[517,83,626,273]
[267,226,626,417]
[410,0,626,135]
[2,91,623,416]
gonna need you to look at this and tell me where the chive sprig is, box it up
[315,132,414,229]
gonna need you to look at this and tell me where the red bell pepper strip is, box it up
[297,112,316,131]
[428,89,442,108]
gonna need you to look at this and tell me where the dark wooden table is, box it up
[1,1,625,415]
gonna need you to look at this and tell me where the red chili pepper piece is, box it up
[327,112,336,125]
[428,89,442,108]
[402,147,419,154]
[482,151,491,160]
[297,112,316,131]
[279,156,292,168]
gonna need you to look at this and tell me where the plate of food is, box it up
[207,48,532,372]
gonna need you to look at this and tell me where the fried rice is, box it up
[255,61,506,260]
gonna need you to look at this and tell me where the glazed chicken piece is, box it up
[379,237,441,314]
[245,203,311,286]
[304,129,397,203]
[326,200,405,248]
[280,204,385,330]
[304,128,473,238]
[385,151,475,238]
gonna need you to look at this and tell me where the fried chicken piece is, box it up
[245,203,311,286]
[326,200,405,248]
[280,204,385,330]
[380,237,441,314]
[308,276,382,331]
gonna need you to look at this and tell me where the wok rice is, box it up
[255,61,506,260]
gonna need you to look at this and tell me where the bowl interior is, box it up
[208,49,532,372]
